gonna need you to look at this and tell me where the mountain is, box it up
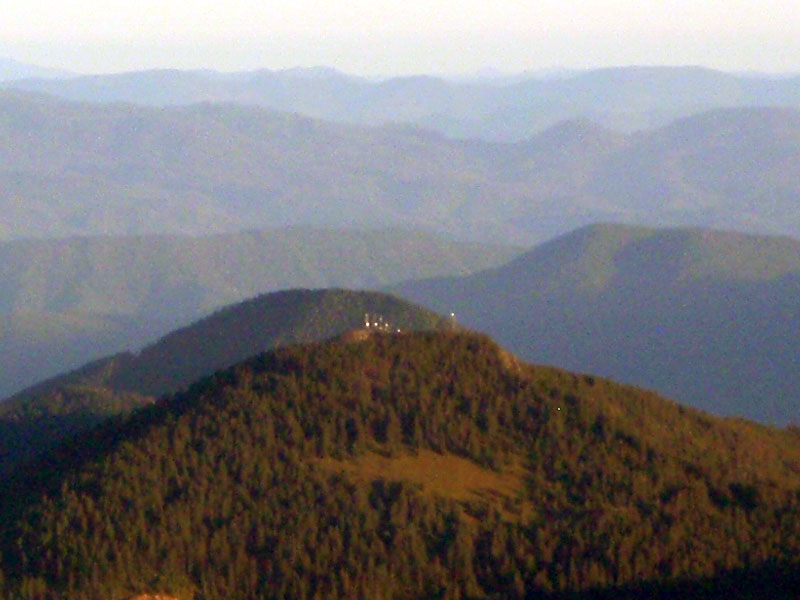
[589,107,800,234]
[391,223,800,425]
[0,57,72,81]
[0,288,449,477]
[3,92,800,245]
[0,228,517,398]
[3,65,800,141]
[2,331,800,598]
[0,91,518,241]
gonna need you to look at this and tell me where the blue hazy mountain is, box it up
[3,65,799,141]
[2,92,800,245]
[0,56,72,81]
[391,223,800,425]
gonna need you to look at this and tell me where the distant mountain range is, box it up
[391,224,800,425]
[0,228,515,399]
[3,329,800,598]
[3,65,800,141]
[2,92,800,244]
[0,288,448,477]
[0,57,72,81]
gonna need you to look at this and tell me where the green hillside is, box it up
[0,289,447,477]
[2,331,800,598]
[391,223,800,424]
[0,228,516,319]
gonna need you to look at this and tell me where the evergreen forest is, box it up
[2,331,800,599]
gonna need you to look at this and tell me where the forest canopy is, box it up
[2,331,800,599]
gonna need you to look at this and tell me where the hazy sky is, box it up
[2,0,799,75]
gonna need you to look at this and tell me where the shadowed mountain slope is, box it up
[0,289,448,476]
[2,331,800,598]
[391,223,800,424]
[0,311,173,410]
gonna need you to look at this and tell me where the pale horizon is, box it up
[2,0,799,77]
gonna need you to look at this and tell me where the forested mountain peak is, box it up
[523,118,628,150]
[0,289,447,477]
[2,330,800,598]
[106,288,450,396]
[0,226,517,400]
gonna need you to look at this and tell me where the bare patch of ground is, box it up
[317,449,532,522]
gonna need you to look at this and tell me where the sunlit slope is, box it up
[2,331,800,598]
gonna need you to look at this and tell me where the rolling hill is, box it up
[391,223,800,424]
[0,288,449,477]
[0,228,516,398]
[3,92,800,244]
[2,331,800,598]
[3,65,800,141]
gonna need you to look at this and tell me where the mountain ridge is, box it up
[0,288,449,477]
[0,227,517,399]
[2,94,800,244]
[4,65,800,141]
[0,57,72,81]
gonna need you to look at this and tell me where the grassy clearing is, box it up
[317,448,532,521]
